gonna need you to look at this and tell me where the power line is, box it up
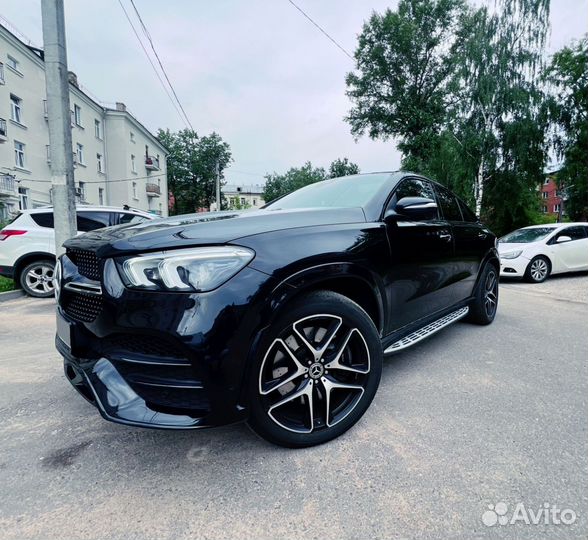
[286,0,354,61]
[128,0,195,132]
[17,171,168,185]
[117,0,188,129]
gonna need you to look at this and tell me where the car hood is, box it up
[64,207,367,257]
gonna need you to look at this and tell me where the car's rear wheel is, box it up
[20,260,56,298]
[467,263,499,325]
[248,291,382,448]
[525,256,551,283]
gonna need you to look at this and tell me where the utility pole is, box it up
[41,0,76,256]
[215,161,221,212]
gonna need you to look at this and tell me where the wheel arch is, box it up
[13,252,56,288]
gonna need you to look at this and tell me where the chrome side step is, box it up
[384,306,469,354]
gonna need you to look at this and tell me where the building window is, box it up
[541,191,548,199]
[132,181,137,199]
[0,62,4,84]
[18,186,29,209]
[97,153,104,173]
[253,199,257,206]
[14,140,25,168]
[74,104,82,126]
[131,154,136,173]
[78,182,86,201]
[241,197,246,205]
[94,119,102,139]
[76,143,84,165]
[130,131,135,143]
[542,205,547,213]
[98,188,104,206]
[0,118,6,137]
[7,55,20,74]
[544,178,550,185]
[553,204,560,213]
[10,94,22,124]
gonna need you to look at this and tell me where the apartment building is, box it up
[0,20,168,221]
[210,183,265,211]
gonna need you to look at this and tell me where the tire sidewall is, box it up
[20,260,55,298]
[247,291,383,448]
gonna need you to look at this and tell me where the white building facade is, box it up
[210,183,265,211]
[0,22,168,221]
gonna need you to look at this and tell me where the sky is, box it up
[2,0,587,186]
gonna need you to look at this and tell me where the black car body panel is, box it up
[56,172,499,430]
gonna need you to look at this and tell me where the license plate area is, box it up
[56,310,73,349]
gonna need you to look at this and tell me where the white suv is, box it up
[0,206,155,297]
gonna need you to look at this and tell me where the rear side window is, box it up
[457,199,478,222]
[76,211,111,232]
[434,185,463,222]
[119,213,149,225]
[31,212,55,228]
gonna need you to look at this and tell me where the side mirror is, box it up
[556,235,572,244]
[386,197,438,221]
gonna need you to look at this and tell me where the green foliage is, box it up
[544,38,588,220]
[228,196,251,210]
[157,129,232,215]
[328,158,360,178]
[346,0,553,235]
[346,0,466,166]
[262,162,326,203]
[0,276,14,293]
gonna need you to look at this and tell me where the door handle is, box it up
[439,233,452,242]
[478,232,488,239]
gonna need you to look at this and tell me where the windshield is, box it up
[264,173,392,210]
[500,227,554,243]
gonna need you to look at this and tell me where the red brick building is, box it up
[540,175,563,219]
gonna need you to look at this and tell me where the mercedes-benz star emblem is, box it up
[308,362,325,379]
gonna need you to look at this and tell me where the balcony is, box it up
[145,155,160,171]
[0,118,6,142]
[0,174,16,197]
[146,183,161,197]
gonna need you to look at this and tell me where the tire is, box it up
[248,291,383,448]
[524,256,551,283]
[19,260,56,298]
[467,263,499,325]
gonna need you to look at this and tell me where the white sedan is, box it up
[498,222,588,282]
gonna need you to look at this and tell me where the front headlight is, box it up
[119,246,255,292]
[500,250,523,260]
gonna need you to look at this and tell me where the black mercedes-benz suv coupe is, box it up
[55,172,499,447]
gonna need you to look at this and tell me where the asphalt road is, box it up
[0,276,587,540]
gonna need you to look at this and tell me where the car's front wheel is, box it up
[248,291,382,448]
[525,255,551,283]
[20,260,56,298]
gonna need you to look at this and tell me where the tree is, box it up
[346,0,466,168]
[544,38,588,220]
[328,158,360,178]
[346,0,552,234]
[262,162,326,202]
[157,129,232,215]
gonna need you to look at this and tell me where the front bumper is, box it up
[499,256,529,277]
[0,265,14,279]
[56,251,278,430]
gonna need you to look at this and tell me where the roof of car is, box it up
[523,222,588,229]
[22,206,153,216]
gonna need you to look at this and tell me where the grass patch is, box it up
[0,276,15,292]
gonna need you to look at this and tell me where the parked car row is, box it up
[0,206,154,297]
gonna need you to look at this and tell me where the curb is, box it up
[0,289,25,302]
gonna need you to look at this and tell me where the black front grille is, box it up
[63,292,103,322]
[67,248,101,281]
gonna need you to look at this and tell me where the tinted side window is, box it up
[457,199,478,222]
[434,185,463,221]
[119,213,149,225]
[77,211,111,232]
[558,226,587,241]
[30,212,55,228]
